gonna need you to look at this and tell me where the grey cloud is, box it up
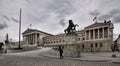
[11,17,19,23]
[56,2,75,19]
[24,0,76,25]
[109,9,120,23]
[0,22,7,30]
[59,19,66,27]
[98,14,112,21]
[89,9,120,23]
[89,10,100,16]
[112,15,120,23]
[3,15,11,21]
[2,15,19,23]
[25,0,31,3]
[24,12,49,24]
[95,9,120,23]
[109,9,120,16]
[47,0,76,19]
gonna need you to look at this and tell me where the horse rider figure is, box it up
[64,20,79,34]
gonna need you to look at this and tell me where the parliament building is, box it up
[22,21,114,52]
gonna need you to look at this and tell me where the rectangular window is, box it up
[78,38,80,41]
[91,43,93,48]
[100,43,103,47]
[95,29,98,39]
[82,44,84,49]
[91,30,93,39]
[63,40,65,42]
[104,27,108,38]
[95,43,98,47]
[86,30,89,40]
[83,37,85,40]
[99,28,103,38]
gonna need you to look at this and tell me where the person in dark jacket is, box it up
[59,46,63,59]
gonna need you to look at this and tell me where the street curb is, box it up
[112,62,120,64]
[39,54,110,62]
[39,54,59,59]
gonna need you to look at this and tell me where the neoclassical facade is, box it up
[43,21,114,52]
[22,21,114,52]
[22,28,52,46]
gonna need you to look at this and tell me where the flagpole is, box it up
[18,8,22,49]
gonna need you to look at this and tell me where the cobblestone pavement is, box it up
[0,55,120,66]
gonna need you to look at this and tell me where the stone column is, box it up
[31,34,33,43]
[30,34,32,44]
[34,33,35,44]
[93,29,95,39]
[85,30,87,40]
[98,28,100,39]
[32,34,33,43]
[33,34,34,44]
[28,35,30,45]
[102,28,104,38]
[89,30,91,40]
[35,33,37,45]
[108,27,109,38]
[27,36,28,45]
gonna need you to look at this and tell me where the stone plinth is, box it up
[63,33,80,58]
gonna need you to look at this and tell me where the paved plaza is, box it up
[0,48,120,66]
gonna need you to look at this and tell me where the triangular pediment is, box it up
[22,28,53,36]
[85,22,110,29]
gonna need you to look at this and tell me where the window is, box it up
[95,29,98,39]
[95,43,98,47]
[83,37,85,40]
[99,28,103,38]
[82,44,84,49]
[100,43,103,47]
[59,39,61,42]
[63,40,65,42]
[91,30,93,39]
[104,27,108,38]
[86,30,89,40]
[78,38,80,41]
[91,43,93,48]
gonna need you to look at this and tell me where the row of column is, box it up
[86,27,109,40]
[26,33,39,45]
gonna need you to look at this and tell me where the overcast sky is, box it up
[0,0,120,41]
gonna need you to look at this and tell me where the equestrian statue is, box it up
[64,20,79,34]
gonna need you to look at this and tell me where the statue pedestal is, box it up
[63,33,80,58]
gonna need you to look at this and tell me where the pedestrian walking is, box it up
[59,46,63,59]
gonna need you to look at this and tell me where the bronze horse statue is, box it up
[64,20,79,34]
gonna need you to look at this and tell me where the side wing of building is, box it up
[44,21,114,52]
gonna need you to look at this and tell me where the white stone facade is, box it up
[22,29,52,46]
[22,21,114,52]
[43,22,114,52]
